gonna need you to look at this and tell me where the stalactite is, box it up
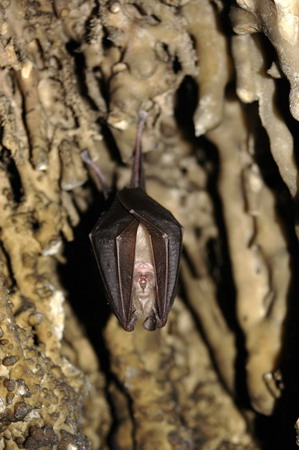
[0,0,298,448]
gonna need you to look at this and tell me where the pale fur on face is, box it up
[132,224,156,317]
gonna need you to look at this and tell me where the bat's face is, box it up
[131,225,156,323]
[90,187,183,332]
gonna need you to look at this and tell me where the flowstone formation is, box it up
[0,0,298,448]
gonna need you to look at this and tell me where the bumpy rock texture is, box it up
[0,0,298,448]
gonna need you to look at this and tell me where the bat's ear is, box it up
[143,316,156,331]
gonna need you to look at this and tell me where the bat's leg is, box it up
[131,110,148,189]
[81,149,111,200]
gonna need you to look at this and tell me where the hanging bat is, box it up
[82,112,183,331]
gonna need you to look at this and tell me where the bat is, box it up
[83,112,183,331]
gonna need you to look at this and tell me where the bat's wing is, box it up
[118,187,183,328]
[89,196,139,331]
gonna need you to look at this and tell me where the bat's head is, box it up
[131,226,158,331]
[132,262,157,330]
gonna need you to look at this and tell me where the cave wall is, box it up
[0,0,298,448]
